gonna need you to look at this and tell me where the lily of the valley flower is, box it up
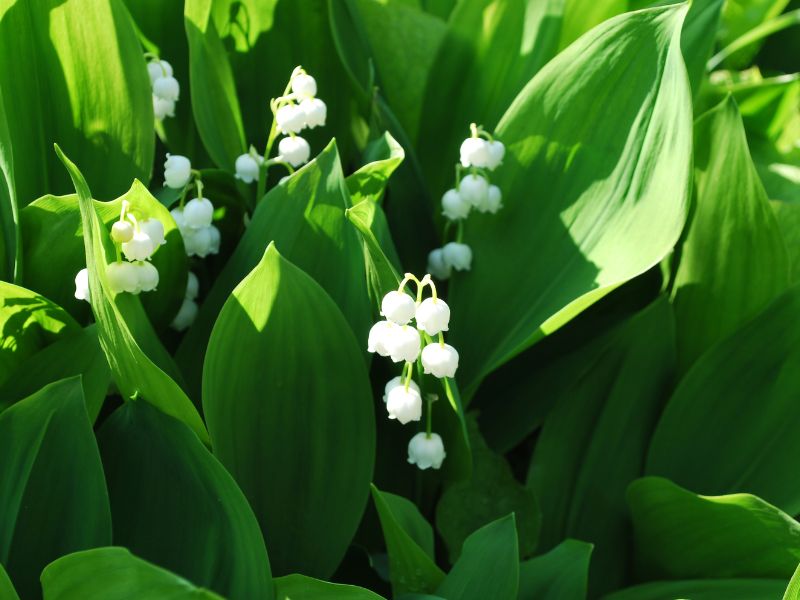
[164,154,192,189]
[407,432,446,470]
[442,242,472,271]
[415,297,450,336]
[426,248,452,280]
[171,271,200,332]
[148,57,179,121]
[74,268,90,302]
[441,189,470,221]
[421,343,459,379]
[278,136,311,167]
[381,290,416,325]
[235,152,263,184]
[386,385,423,424]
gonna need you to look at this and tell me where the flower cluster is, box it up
[163,155,221,259]
[74,201,166,301]
[171,271,200,331]
[367,274,458,470]
[147,57,180,121]
[427,124,505,280]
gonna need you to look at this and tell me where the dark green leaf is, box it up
[0,563,17,600]
[274,574,385,600]
[381,492,436,559]
[606,578,787,600]
[517,539,593,600]
[0,83,18,282]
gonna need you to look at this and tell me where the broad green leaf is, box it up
[558,0,627,49]
[56,147,208,444]
[21,181,188,329]
[0,84,18,282]
[0,325,110,422]
[0,563,17,600]
[0,0,153,207]
[628,477,800,580]
[647,285,800,514]
[448,5,693,394]
[97,401,273,600]
[203,244,374,578]
[0,377,111,600]
[606,579,788,600]
[785,564,800,600]
[371,484,445,596]
[178,141,370,395]
[517,540,592,600]
[435,514,519,600]
[346,132,406,206]
[772,200,800,282]
[40,547,224,600]
[0,281,79,388]
[436,417,540,563]
[381,492,436,559]
[274,574,385,600]
[527,298,675,594]
[717,0,791,68]
[672,96,788,371]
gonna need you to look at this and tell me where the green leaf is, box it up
[0,281,79,388]
[647,285,800,514]
[606,579,788,600]
[178,141,370,396]
[97,400,273,600]
[717,0,791,68]
[448,5,693,394]
[0,377,111,600]
[435,514,519,600]
[517,539,593,600]
[346,132,406,206]
[527,297,676,594]
[203,243,374,578]
[381,492,436,559]
[558,0,627,50]
[0,325,110,422]
[672,96,789,371]
[785,564,800,600]
[0,0,154,208]
[274,574,386,600]
[628,477,800,580]
[0,83,18,282]
[436,417,540,563]
[40,547,224,600]
[55,146,208,445]
[371,484,445,596]
[0,564,18,600]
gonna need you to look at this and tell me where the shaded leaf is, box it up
[517,539,593,600]
[274,574,385,600]
[606,578,787,600]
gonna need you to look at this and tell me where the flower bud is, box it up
[291,73,317,98]
[276,104,307,134]
[368,320,398,357]
[442,242,472,271]
[407,432,446,470]
[164,154,191,189]
[421,342,459,378]
[153,96,175,120]
[74,268,90,302]
[458,174,489,207]
[278,136,311,167]
[235,153,261,184]
[140,218,166,246]
[386,385,423,424]
[111,220,134,243]
[183,197,214,229]
[484,185,503,214]
[134,261,159,292]
[486,140,505,170]
[383,376,420,402]
[415,298,450,335]
[388,325,421,364]
[171,297,198,332]
[427,248,451,280]
[441,189,470,221]
[300,98,326,128]
[381,290,416,325]
[106,261,140,294]
[121,230,155,262]
[153,76,180,101]
[186,271,199,300]
[460,137,490,168]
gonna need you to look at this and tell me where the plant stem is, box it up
[708,9,800,70]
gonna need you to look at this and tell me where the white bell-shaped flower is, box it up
[292,73,317,98]
[134,261,159,292]
[153,76,180,101]
[183,197,214,229]
[460,137,490,168]
[368,320,398,357]
[121,230,155,262]
[74,268,90,302]
[386,385,423,424]
[458,174,489,208]
[278,136,311,167]
[147,59,173,85]
[183,225,218,258]
[486,140,505,170]
[171,297,198,332]
[207,225,221,255]
[441,189,470,221]
[235,153,261,184]
[153,96,175,120]
[381,290,416,325]
[427,248,452,280]
[300,98,326,128]
[111,220,134,243]
[415,298,450,336]
[383,376,420,403]
[421,342,459,378]
[164,154,191,189]
[106,261,140,294]
[388,325,421,364]
[140,218,166,246]
[408,432,446,470]
[442,242,472,271]
[186,271,199,300]
[484,185,503,214]
[276,104,307,134]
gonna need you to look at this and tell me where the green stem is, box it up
[708,8,800,71]
[456,221,464,243]
[426,396,432,439]
[403,361,413,392]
